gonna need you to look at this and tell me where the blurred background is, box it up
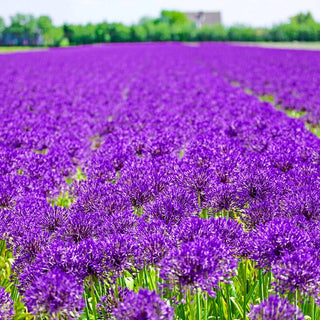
[0,0,320,47]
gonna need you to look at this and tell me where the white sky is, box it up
[1,0,320,27]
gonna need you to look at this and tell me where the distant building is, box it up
[184,11,222,28]
[0,29,44,46]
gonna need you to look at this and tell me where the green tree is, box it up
[290,12,319,41]
[290,12,316,25]
[171,23,196,41]
[48,27,64,46]
[37,16,54,46]
[37,15,53,32]
[160,10,189,25]
[63,24,75,43]
[150,22,171,41]
[270,12,320,42]
[227,24,259,41]
[95,22,111,42]
[0,17,5,33]
[197,24,227,41]
[131,25,147,42]
[8,14,28,36]
[109,23,131,42]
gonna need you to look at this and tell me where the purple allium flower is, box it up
[0,287,14,319]
[40,206,69,233]
[113,288,174,320]
[137,220,173,266]
[73,181,128,215]
[24,268,84,319]
[86,153,117,182]
[173,216,245,256]
[205,217,246,256]
[159,238,238,297]
[271,249,320,303]
[143,187,196,225]
[208,182,238,213]
[12,230,51,273]
[101,233,140,278]
[270,145,297,173]
[241,200,279,230]
[248,217,310,269]
[236,169,274,205]
[101,210,141,236]
[0,176,17,210]
[282,185,320,221]
[19,238,104,289]
[56,211,100,243]
[248,295,304,320]
[175,165,213,205]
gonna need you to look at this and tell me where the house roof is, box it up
[184,11,222,27]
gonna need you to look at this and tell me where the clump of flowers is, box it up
[271,249,320,303]
[248,295,304,320]
[24,268,84,319]
[112,288,174,320]
[248,217,311,269]
[159,237,238,297]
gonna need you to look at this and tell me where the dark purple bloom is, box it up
[271,249,320,303]
[282,185,320,221]
[208,183,238,213]
[137,220,173,266]
[143,187,196,225]
[113,288,174,320]
[236,169,274,206]
[24,268,84,319]
[173,216,245,256]
[249,295,304,320]
[73,181,128,215]
[56,211,100,243]
[18,239,104,289]
[175,164,213,205]
[241,200,279,230]
[159,237,238,297]
[248,217,311,269]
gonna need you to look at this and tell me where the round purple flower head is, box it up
[113,288,174,320]
[0,287,14,319]
[24,268,85,319]
[249,295,304,320]
[159,238,238,297]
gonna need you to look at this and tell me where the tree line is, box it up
[0,11,320,47]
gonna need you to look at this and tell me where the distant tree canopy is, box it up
[0,11,320,46]
[0,17,5,33]
[160,10,190,25]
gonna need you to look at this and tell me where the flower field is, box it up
[1,43,320,319]
[192,44,320,132]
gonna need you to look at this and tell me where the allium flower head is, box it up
[236,169,274,205]
[138,220,172,266]
[248,217,310,269]
[113,288,174,320]
[173,216,245,256]
[248,295,304,320]
[0,287,14,319]
[272,249,320,302]
[24,268,84,319]
[159,238,238,297]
